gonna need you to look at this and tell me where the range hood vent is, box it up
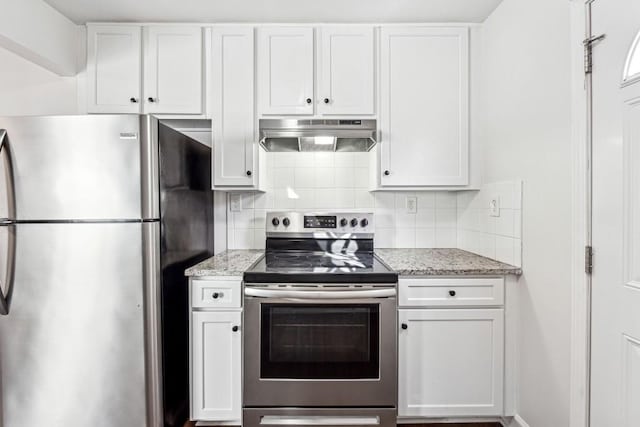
[259,119,377,152]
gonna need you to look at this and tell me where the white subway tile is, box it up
[334,152,355,167]
[314,168,335,188]
[415,228,436,248]
[374,228,395,248]
[495,235,515,265]
[436,209,457,229]
[254,209,267,228]
[417,192,436,209]
[436,192,457,209]
[240,193,254,209]
[254,229,266,249]
[274,188,296,209]
[314,189,335,208]
[314,152,334,167]
[396,228,416,248]
[355,191,375,209]
[373,208,394,228]
[374,193,395,209]
[274,168,295,188]
[234,228,254,250]
[416,209,436,228]
[435,228,457,248]
[514,238,523,267]
[273,152,296,168]
[334,168,355,188]
[232,209,255,229]
[296,152,316,167]
[395,211,416,228]
[353,153,370,167]
[294,189,316,209]
[354,168,369,188]
[294,167,315,188]
[335,188,356,209]
[494,208,515,237]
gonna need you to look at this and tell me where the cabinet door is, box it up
[211,27,255,187]
[87,25,142,114]
[398,309,504,417]
[258,27,314,115]
[191,311,242,421]
[144,26,203,114]
[380,27,469,186]
[319,27,375,115]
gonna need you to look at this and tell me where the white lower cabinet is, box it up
[398,308,504,417]
[191,310,242,421]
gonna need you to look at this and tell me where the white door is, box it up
[380,27,469,187]
[87,25,142,114]
[318,27,375,115]
[143,26,203,114]
[211,27,256,187]
[398,309,504,417]
[590,1,640,426]
[258,27,314,115]
[191,311,242,421]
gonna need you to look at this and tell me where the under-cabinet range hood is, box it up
[259,119,377,152]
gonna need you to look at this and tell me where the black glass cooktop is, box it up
[244,238,397,284]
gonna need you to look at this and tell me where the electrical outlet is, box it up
[406,196,417,214]
[489,196,500,217]
[230,194,242,212]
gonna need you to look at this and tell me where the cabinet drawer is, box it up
[399,277,504,307]
[191,280,241,309]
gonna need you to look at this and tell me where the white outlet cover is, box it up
[489,196,500,217]
[406,196,417,214]
[230,194,242,212]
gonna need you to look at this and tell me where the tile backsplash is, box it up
[227,152,457,250]
[226,152,522,268]
[456,181,523,267]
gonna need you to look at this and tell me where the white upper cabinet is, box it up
[258,27,315,115]
[318,27,375,115]
[87,25,142,114]
[211,27,256,187]
[143,26,204,114]
[379,27,469,187]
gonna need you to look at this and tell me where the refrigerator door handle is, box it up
[0,129,17,315]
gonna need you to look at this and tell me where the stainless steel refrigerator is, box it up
[0,115,214,427]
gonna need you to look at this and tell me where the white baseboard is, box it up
[507,414,531,427]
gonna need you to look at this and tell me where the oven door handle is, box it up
[244,288,396,299]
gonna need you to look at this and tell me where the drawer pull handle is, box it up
[232,325,239,332]
[401,323,408,330]
[449,290,456,297]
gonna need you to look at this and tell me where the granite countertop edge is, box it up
[184,248,522,277]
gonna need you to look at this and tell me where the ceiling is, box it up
[43,0,503,24]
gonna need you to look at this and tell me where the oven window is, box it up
[260,304,379,379]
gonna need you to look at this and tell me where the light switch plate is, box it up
[406,196,417,214]
[230,193,242,212]
[489,196,500,217]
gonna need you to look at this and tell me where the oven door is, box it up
[243,286,397,408]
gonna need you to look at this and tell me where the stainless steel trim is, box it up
[0,223,15,316]
[244,288,396,299]
[265,232,374,239]
[0,128,16,222]
[260,416,380,426]
[140,115,160,220]
[142,221,163,426]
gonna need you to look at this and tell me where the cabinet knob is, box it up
[449,290,456,297]
[246,170,252,176]
[232,325,239,332]
[306,98,312,104]
[384,170,390,176]
[130,97,138,103]
[212,292,220,299]
[401,323,408,330]
[148,97,156,103]
[323,98,330,104]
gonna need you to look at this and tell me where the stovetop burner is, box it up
[243,211,398,284]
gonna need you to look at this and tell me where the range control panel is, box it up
[266,212,374,235]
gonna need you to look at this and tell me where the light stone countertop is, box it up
[375,248,522,276]
[184,250,263,277]
[184,248,521,278]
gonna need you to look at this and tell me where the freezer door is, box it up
[0,223,147,427]
[0,115,157,221]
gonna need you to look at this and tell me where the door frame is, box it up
[569,1,591,427]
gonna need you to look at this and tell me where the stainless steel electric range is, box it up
[243,212,398,427]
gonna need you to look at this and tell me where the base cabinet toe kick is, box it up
[244,409,397,427]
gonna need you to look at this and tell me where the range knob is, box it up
[340,218,348,227]
[283,217,291,227]
[272,217,280,226]
[350,218,358,227]
[360,218,369,227]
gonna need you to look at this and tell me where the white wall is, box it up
[0,46,79,116]
[480,0,572,425]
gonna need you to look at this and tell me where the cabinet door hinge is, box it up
[585,245,594,274]
[584,34,606,74]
